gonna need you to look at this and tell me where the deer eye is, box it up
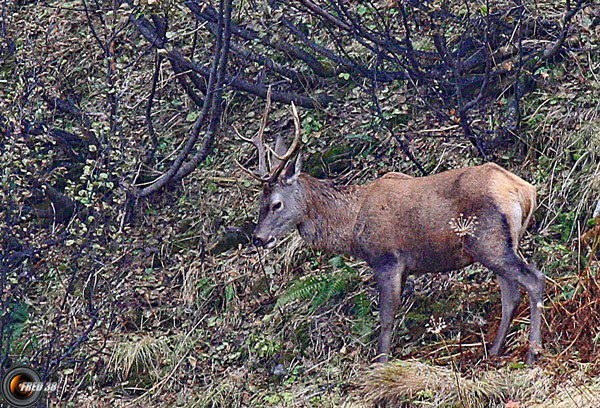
[272,202,282,212]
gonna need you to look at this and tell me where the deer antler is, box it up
[234,86,272,182]
[235,87,301,184]
[266,102,301,181]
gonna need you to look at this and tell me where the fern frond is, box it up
[277,275,330,308]
[352,292,372,319]
[277,262,360,313]
[351,292,375,338]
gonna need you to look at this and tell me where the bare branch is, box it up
[134,0,227,197]
[144,53,162,165]
[543,0,588,59]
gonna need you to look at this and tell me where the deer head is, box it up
[236,89,303,248]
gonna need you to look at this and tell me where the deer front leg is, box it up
[375,262,405,363]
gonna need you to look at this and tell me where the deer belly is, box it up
[404,238,475,274]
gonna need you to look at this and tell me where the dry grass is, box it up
[107,334,170,382]
[187,369,247,408]
[358,359,600,408]
[530,381,600,408]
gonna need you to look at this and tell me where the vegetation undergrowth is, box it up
[1,0,599,407]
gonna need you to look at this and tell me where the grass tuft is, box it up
[359,360,551,407]
[108,334,170,382]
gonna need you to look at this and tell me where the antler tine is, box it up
[267,102,302,181]
[233,126,268,181]
[235,88,302,184]
[234,86,272,179]
[234,158,273,183]
[269,102,301,162]
[232,125,255,144]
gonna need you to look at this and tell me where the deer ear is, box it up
[271,135,288,170]
[282,154,302,185]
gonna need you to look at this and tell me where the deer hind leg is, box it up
[466,210,544,364]
[475,250,544,363]
[521,261,545,364]
[373,258,406,363]
[489,275,521,356]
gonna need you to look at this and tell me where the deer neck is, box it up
[296,174,364,256]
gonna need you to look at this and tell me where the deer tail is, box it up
[518,184,537,237]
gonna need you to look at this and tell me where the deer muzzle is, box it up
[253,234,277,249]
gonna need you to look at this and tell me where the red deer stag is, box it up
[237,101,544,364]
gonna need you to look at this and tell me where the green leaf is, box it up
[329,255,344,268]
[186,112,199,122]
[225,284,235,302]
